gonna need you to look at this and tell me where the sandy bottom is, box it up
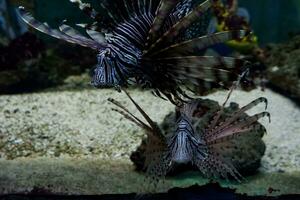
[0,88,299,195]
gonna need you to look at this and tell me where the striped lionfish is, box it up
[108,88,270,182]
[19,0,248,103]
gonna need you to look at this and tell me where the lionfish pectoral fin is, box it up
[108,98,153,132]
[59,24,98,43]
[19,7,104,50]
[154,56,246,100]
[86,29,106,44]
[207,124,267,145]
[195,156,243,182]
[212,97,269,134]
[206,111,270,143]
[144,151,171,189]
[207,69,250,131]
[149,30,247,57]
[122,89,160,132]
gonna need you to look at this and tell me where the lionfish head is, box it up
[91,47,125,88]
[168,114,201,164]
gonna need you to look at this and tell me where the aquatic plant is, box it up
[210,0,259,54]
[108,86,270,183]
[19,0,249,103]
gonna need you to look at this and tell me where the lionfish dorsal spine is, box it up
[122,90,161,133]
[150,30,246,57]
[147,0,181,44]
[108,97,154,132]
[144,0,212,55]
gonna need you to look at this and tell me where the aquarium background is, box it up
[3,0,300,44]
[0,0,300,199]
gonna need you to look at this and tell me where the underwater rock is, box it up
[265,35,300,101]
[130,98,266,176]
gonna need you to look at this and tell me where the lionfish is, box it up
[108,88,270,182]
[19,0,248,103]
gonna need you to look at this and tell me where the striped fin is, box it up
[145,138,170,187]
[151,56,245,94]
[59,24,106,46]
[206,69,250,132]
[122,89,164,138]
[86,29,106,44]
[208,129,266,176]
[108,98,153,132]
[207,124,267,145]
[150,30,246,57]
[109,89,165,140]
[19,7,104,50]
[208,97,268,135]
[206,112,270,143]
[147,0,181,44]
[153,56,245,71]
[194,155,242,181]
[144,0,212,55]
[185,79,224,95]
[169,66,237,84]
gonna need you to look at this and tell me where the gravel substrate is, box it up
[0,88,299,171]
[0,89,173,160]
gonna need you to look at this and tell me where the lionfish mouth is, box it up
[90,51,128,88]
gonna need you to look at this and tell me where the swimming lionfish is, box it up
[19,0,248,103]
[109,89,270,182]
